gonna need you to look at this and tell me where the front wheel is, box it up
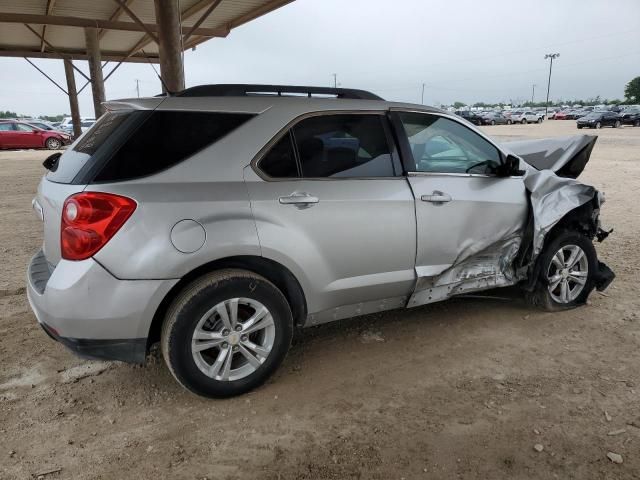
[491,120,496,126]
[527,231,597,311]
[45,137,61,150]
[507,119,512,125]
[634,119,640,127]
[161,269,294,398]
[537,117,543,123]
[521,119,527,124]
[595,122,602,129]
[614,120,621,128]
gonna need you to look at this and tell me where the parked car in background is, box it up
[59,116,96,134]
[554,110,570,120]
[23,120,66,133]
[0,120,72,149]
[479,111,511,125]
[510,111,543,124]
[620,107,640,126]
[576,111,621,129]
[454,110,484,126]
[566,110,588,120]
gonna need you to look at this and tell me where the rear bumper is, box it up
[39,321,147,363]
[27,249,178,364]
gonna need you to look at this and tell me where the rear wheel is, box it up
[45,137,61,150]
[577,125,583,129]
[161,269,294,398]
[634,119,639,127]
[491,120,496,125]
[521,119,527,124]
[507,119,512,125]
[614,120,621,128]
[527,231,597,311]
[537,117,543,123]
[595,122,602,129]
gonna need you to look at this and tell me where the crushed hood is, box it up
[502,135,597,178]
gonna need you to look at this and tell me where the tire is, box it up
[537,117,543,123]
[507,120,512,125]
[614,120,621,128]
[491,120,496,126]
[577,125,583,129]
[634,120,639,127]
[45,137,61,150]
[521,119,527,124]
[161,269,294,398]
[595,122,601,129]
[527,231,597,311]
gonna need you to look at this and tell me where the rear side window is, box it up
[94,111,253,182]
[47,111,252,184]
[293,114,395,178]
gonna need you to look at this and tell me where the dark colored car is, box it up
[454,110,483,126]
[566,110,588,120]
[480,112,511,125]
[576,111,622,129]
[620,108,640,127]
[0,120,72,149]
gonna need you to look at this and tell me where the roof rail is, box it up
[175,84,383,100]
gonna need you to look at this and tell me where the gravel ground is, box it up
[1,120,639,480]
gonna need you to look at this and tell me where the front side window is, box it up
[16,123,35,132]
[293,114,395,178]
[398,112,501,174]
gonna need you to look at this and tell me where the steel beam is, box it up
[85,28,106,118]
[0,49,160,63]
[153,0,185,93]
[0,12,227,37]
[63,59,82,138]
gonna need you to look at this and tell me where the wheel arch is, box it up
[146,255,308,352]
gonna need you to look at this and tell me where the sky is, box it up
[1,0,639,116]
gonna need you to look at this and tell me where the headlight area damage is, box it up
[408,134,614,308]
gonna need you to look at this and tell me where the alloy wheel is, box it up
[546,245,589,304]
[191,297,275,381]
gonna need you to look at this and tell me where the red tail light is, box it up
[61,192,136,260]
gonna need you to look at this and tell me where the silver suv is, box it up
[27,84,614,398]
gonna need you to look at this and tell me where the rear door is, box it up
[391,111,528,289]
[245,112,417,321]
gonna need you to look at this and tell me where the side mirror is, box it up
[496,154,524,177]
[43,152,61,171]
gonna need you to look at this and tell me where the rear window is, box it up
[47,110,253,184]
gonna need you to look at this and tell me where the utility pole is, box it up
[421,83,426,104]
[135,79,140,98]
[544,53,560,117]
[531,84,536,104]
[332,73,337,88]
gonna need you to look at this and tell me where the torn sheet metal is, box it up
[408,134,605,308]
[502,134,597,178]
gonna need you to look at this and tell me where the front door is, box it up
[391,111,528,295]
[245,112,417,323]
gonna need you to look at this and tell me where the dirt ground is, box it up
[1,120,639,480]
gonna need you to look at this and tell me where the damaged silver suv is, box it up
[27,85,614,398]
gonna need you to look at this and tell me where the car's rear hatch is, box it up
[36,98,165,266]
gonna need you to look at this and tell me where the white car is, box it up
[511,111,544,124]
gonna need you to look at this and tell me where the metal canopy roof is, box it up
[0,0,294,63]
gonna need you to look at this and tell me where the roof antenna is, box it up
[141,49,173,96]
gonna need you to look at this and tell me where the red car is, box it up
[553,110,570,120]
[0,120,72,150]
